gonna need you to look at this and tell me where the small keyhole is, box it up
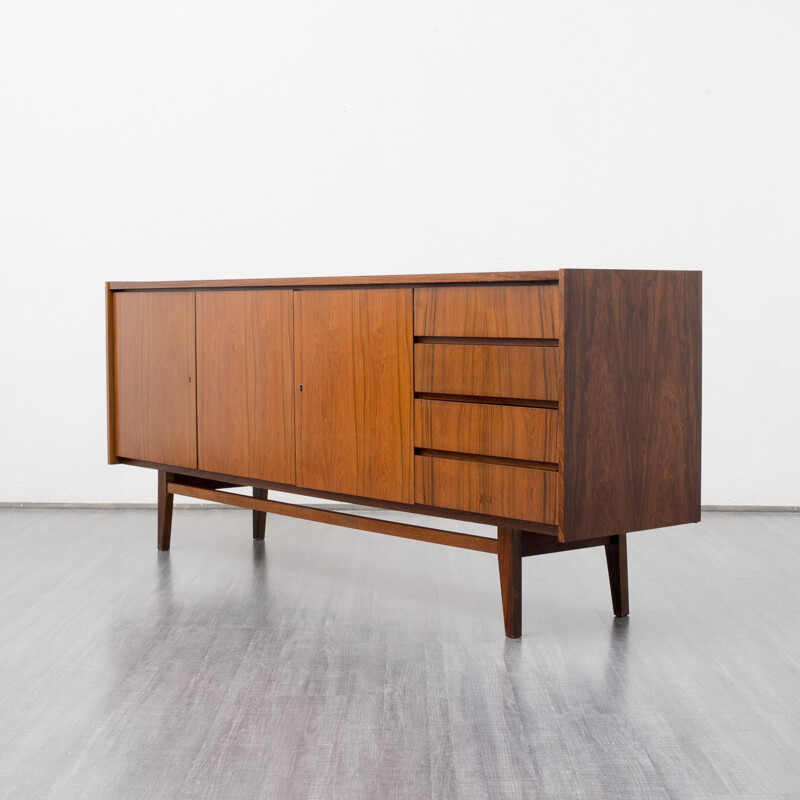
[299,384,303,392]
[188,376,192,383]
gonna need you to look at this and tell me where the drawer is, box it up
[414,284,560,339]
[414,343,559,401]
[415,455,558,524]
[415,399,559,464]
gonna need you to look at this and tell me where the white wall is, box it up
[1,1,798,506]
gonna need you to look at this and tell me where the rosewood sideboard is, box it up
[105,269,702,637]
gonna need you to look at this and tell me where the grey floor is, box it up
[1,508,799,800]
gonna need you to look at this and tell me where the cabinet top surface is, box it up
[107,270,561,290]
[107,269,701,292]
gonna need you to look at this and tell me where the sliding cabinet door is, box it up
[196,290,295,483]
[294,288,413,504]
[113,291,197,468]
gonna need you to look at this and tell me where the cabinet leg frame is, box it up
[501,529,631,637]
[158,474,630,636]
[157,470,175,551]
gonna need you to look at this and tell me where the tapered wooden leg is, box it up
[497,527,522,638]
[157,470,174,551]
[605,533,629,617]
[253,488,268,540]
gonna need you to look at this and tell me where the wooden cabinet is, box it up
[106,269,702,638]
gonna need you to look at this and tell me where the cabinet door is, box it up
[294,288,413,503]
[113,291,197,468]
[196,290,295,483]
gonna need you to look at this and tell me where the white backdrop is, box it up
[1,1,798,505]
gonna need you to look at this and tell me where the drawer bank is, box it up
[105,269,702,638]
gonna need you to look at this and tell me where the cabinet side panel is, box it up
[114,291,198,469]
[295,288,414,504]
[561,270,701,541]
[196,290,295,483]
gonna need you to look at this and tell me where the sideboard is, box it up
[105,269,702,637]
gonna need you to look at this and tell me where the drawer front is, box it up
[415,455,558,524]
[415,399,559,464]
[414,343,559,401]
[414,284,560,339]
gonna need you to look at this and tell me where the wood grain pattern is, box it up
[113,291,197,468]
[560,269,702,541]
[168,481,498,554]
[295,288,414,504]
[497,528,522,638]
[414,284,560,339]
[108,271,559,291]
[414,399,559,463]
[414,343,560,401]
[196,290,295,483]
[415,455,558,524]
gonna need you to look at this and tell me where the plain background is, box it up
[1,1,798,506]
